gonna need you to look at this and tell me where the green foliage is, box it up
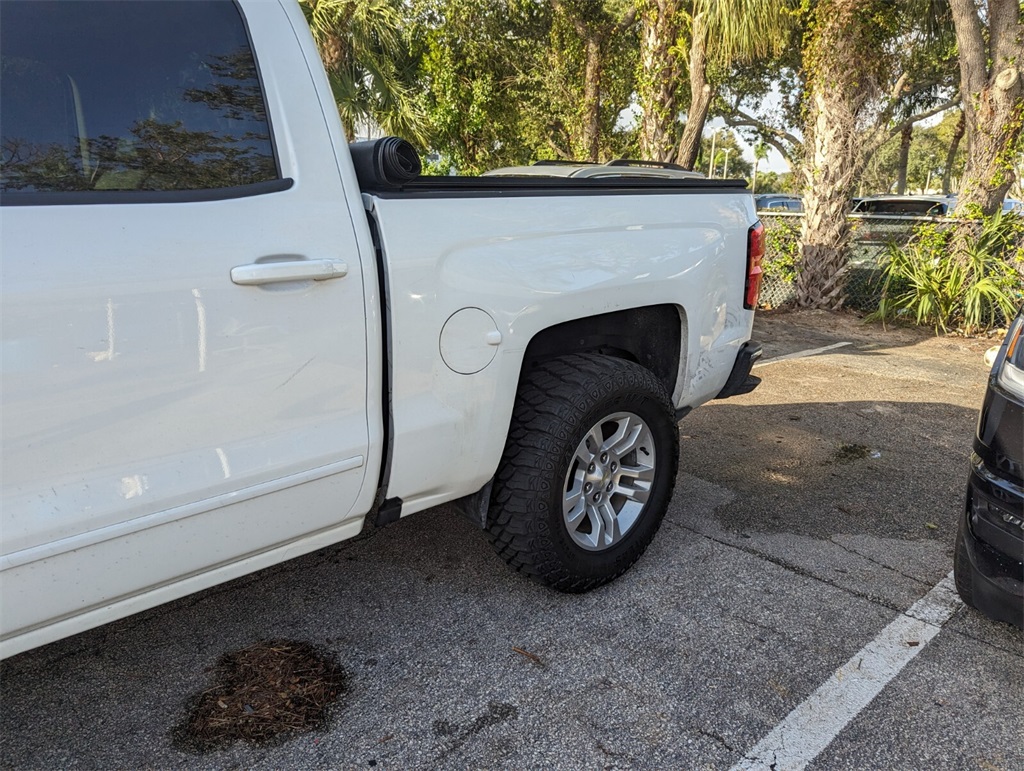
[410,0,550,172]
[873,213,1024,334]
[546,0,639,162]
[295,0,970,207]
[692,0,797,66]
[761,216,802,283]
[859,111,966,195]
[755,170,798,194]
[409,0,640,173]
[800,0,901,109]
[303,0,425,143]
[696,131,752,178]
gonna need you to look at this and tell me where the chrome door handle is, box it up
[230,259,348,286]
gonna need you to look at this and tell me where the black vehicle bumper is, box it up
[714,341,762,399]
[958,454,1024,628]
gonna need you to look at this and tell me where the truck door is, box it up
[0,0,375,643]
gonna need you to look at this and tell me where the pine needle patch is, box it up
[833,443,874,462]
[173,639,347,753]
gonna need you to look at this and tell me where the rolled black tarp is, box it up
[348,137,421,190]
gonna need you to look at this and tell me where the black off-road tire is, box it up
[487,353,679,593]
[953,513,974,607]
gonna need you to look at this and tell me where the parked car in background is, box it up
[853,195,1022,217]
[483,159,705,180]
[851,195,955,216]
[755,194,803,212]
[955,305,1024,628]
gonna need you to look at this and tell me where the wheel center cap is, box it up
[587,463,610,490]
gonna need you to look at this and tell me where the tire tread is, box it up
[487,354,678,593]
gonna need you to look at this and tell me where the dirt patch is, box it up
[831,443,880,463]
[173,640,347,753]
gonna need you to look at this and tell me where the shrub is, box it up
[872,213,1024,334]
[762,217,802,283]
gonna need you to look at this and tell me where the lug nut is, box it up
[610,462,617,472]
[593,493,602,502]
[606,482,613,492]
[584,482,593,493]
[600,453,608,463]
[588,462,596,473]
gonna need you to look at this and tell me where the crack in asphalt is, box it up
[940,627,1024,658]
[665,520,1023,663]
[698,726,737,752]
[825,536,935,587]
[433,701,519,763]
[595,739,628,759]
[664,519,907,614]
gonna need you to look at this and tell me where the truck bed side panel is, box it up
[369,190,756,515]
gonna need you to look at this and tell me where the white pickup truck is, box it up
[0,0,763,659]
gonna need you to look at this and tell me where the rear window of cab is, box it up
[0,0,278,197]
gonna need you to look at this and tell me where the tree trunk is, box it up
[949,0,1024,216]
[638,0,682,162]
[942,111,965,195]
[895,123,912,194]
[797,86,863,309]
[796,1,876,310]
[674,14,711,169]
[552,0,636,164]
[579,35,602,162]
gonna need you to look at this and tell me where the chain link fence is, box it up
[759,212,947,312]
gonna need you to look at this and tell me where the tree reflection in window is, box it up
[1,48,277,193]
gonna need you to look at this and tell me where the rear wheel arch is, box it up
[517,305,686,399]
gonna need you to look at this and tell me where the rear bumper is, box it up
[958,455,1024,628]
[714,341,763,399]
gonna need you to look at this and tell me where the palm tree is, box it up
[303,0,425,143]
[795,0,959,310]
[752,140,768,192]
[636,0,796,166]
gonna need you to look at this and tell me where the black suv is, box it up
[955,306,1024,628]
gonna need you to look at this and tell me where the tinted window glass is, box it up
[860,200,944,215]
[1,0,277,194]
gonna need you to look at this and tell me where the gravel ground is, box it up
[1,309,1021,770]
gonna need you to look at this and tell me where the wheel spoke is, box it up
[613,463,653,501]
[564,466,585,506]
[582,426,603,463]
[586,503,604,546]
[613,479,652,503]
[596,500,619,547]
[601,416,630,454]
[564,497,587,528]
[606,416,645,456]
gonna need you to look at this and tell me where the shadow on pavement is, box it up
[679,400,977,543]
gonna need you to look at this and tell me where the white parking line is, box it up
[754,341,852,368]
[730,573,963,771]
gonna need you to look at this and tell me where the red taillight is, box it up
[745,221,765,310]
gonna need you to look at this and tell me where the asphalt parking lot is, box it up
[1,310,1022,770]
